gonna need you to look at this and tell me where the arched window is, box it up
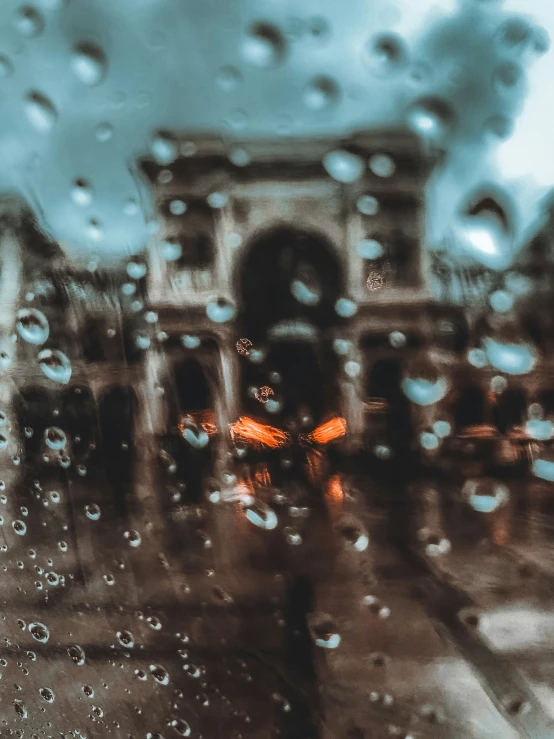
[162,199,215,270]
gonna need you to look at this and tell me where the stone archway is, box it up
[239,226,344,343]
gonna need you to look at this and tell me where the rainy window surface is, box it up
[1,0,554,737]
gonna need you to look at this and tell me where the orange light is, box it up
[303,417,347,445]
[326,474,344,504]
[254,464,272,489]
[364,398,388,413]
[179,410,217,437]
[306,448,326,485]
[230,416,291,449]
[458,424,498,439]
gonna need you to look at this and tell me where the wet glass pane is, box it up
[1,1,554,738]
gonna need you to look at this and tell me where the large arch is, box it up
[238,225,344,342]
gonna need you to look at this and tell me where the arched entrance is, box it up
[238,226,344,417]
[237,226,345,494]
[239,226,344,343]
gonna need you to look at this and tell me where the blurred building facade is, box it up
[1,133,554,737]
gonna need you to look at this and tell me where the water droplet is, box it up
[402,375,449,406]
[206,298,236,323]
[303,76,340,110]
[150,130,178,165]
[496,18,532,49]
[357,239,383,260]
[117,630,134,648]
[463,478,509,513]
[71,178,93,206]
[368,153,395,178]
[168,199,186,216]
[182,427,209,449]
[242,22,285,68]
[364,32,408,75]
[525,419,553,441]
[406,97,454,141]
[95,122,113,142]
[25,90,57,131]
[147,615,162,630]
[308,613,341,649]
[170,718,191,736]
[335,298,357,318]
[150,663,169,684]
[357,194,379,216]
[92,705,104,717]
[67,644,85,664]
[483,338,536,375]
[433,420,451,438]
[337,515,369,552]
[44,426,66,451]
[468,348,487,368]
[242,498,278,530]
[14,699,27,718]
[71,42,107,86]
[345,360,361,378]
[236,338,252,356]
[322,149,364,183]
[489,290,513,313]
[14,6,43,37]
[84,503,101,520]
[46,571,59,587]
[160,239,182,262]
[420,431,439,451]
[126,261,147,280]
[39,687,54,703]
[533,455,554,482]
[333,339,350,356]
[12,520,26,535]
[29,622,49,643]
[493,62,522,93]
[290,264,321,306]
[38,349,71,384]
[207,191,227,209]
[83,684,94,697]
[16,308,49,345]
[124,529,141,547]
[216,65,241,92]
